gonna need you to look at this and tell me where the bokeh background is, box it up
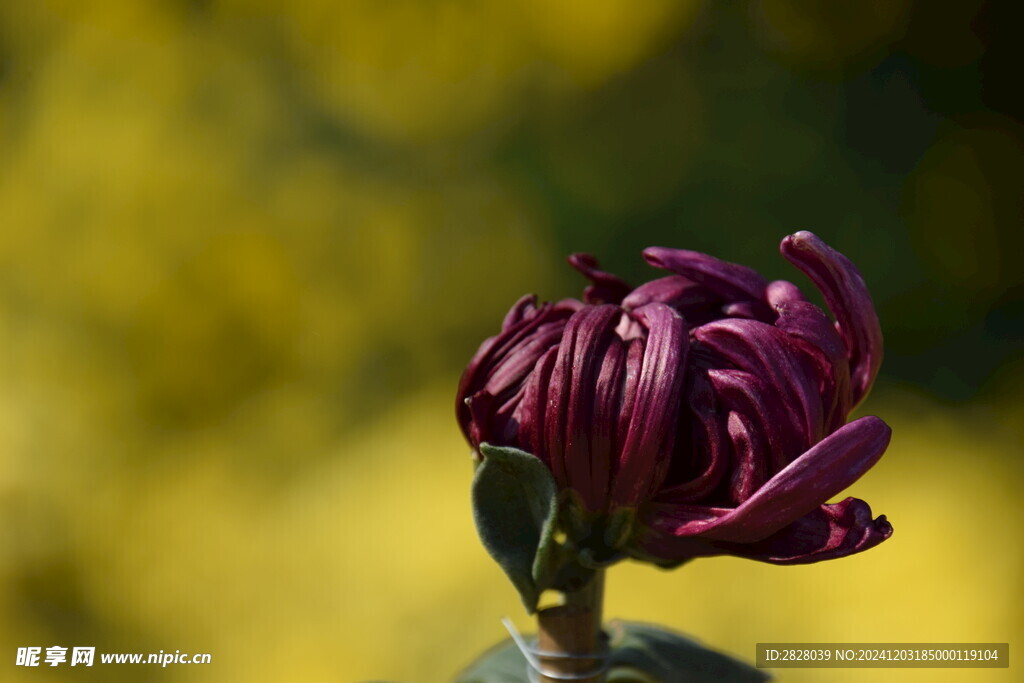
[0,1,1021,681]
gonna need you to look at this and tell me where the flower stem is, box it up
[535,570,607,682]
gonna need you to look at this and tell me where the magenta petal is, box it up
[661,416,891,543]
[628,502,728,563]
[501,294,539,331]
[765,279,806,308]
[656,369,728,501]
[546,305,620,507]
[589,336,628,511]
[780,231,883,407]
[631,497,891,565]
[610,303,688,508]
[720,301,763,320]
[643,246,769,303]
[726,410,770,504]
[483,320,569,397]
[775,300,853,431]
[622,275,733,327]
[568,253,633,305]
[774,301,847,368]
[721,497,892,564]
[706,369,795,473]
[621,275,706,309]
[464,390,496,446]
[517,346,559,468]
[457,300,577,439]
[697,319,825,450]
[614,337,645,469]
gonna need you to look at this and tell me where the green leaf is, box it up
[452,626,765,683]
[471,443,560,613]
[454,637,530,683]
[456,622,769,683]
[606,620,770,682]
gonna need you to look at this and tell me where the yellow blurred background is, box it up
[0,1,1021,681]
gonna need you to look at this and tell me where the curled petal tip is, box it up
[568,253,632,305]
[852,415,892,446]
[501,294,539,331]
[567,252,597,269]
[661,415,892,544]
[744,497,893,564]
[782,230,818,246]
[780,231,829,257]
[642,246,768,302]
[780,231,883,407]
[641,247,669,268]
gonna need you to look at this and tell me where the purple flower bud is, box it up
[457,233,891,565]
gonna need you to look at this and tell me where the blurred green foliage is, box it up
[0,1,1021,681]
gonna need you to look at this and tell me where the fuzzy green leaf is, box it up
[456,621,769,683]
[606,620,770,682]
[471,443,560,613]
[454,637,529,683]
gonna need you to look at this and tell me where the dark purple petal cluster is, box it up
[457,232,892,565]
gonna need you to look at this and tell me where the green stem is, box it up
[535,570,607,682]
